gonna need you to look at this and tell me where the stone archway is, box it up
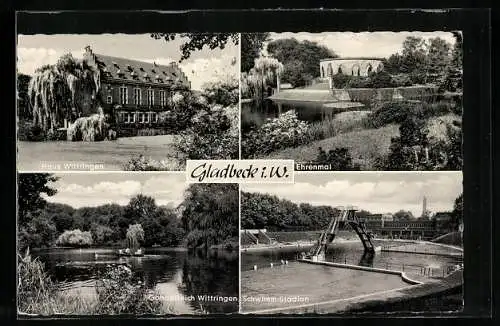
[337,66,343,74]
[327,63,333,77]
[366,64,373,75]
[352,64,361,76]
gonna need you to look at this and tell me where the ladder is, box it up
[307,207,375,259]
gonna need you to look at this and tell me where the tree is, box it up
[150,33,239,62]
[393,210,414,221]
[443,32,463,92]
[56,229,93,247]
[426,37,452,86]
[241,33,270,72]
[91,224,115,245]
[180,184,238,248]
[400,36,428,84]
[452,193,463,230]
[267,38,338,87]
[126,224,145,250]
[125,194,158,222]
[18,173,58,226]
[17,73,32,120]
[19,214,58,250]
[28,53,101,133]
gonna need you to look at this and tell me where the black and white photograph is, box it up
[241,32,463,171]
[240,172,463,314]
[17,173,239,315]
[17,33,239,171]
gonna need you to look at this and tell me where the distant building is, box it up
[319,57,385,78]
[381,213,394,222]
[82,45,190,134]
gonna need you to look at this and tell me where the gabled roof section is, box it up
[83,46,190,88]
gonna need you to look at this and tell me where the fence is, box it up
[245,255,461,279]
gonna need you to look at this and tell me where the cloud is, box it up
[18,47,238,91]
[178,54,238,90]
[242,173,462,216]
[17,47,83,75]
[45,175,188,209]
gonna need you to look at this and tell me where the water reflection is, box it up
[242,100,335,132]
[241,242,462,273]
[32,248,238,314]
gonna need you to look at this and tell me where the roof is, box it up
[320,57,385,62]
[83,46,190,88]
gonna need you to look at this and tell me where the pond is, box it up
[32,247,239,314]
[241,241,463,275]
[241,99,352,132]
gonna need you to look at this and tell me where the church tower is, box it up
[421,196,427,218]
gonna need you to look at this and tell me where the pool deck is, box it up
[241,241,463,314]
[241,258,462,314]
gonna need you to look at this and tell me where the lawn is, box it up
[17,135,177,171]
[265,124,400,170]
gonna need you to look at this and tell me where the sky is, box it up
[265,31,457,58]
[16,34,239,90]
[43,173,188,209]
[242,172,462,217]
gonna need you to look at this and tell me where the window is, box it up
[159,90,166,106]
[133,88,142,105]
[147,89,154,106]
[145,112,150,123]
[152,113,158,123]
[106,96,112,104]
[119,86,128,105]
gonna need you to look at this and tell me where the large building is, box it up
[82,46,190,134]
[319,57,385,78]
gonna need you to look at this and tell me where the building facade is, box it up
[82,46,190,134]
[319,57,384,78]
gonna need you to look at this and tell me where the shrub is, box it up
[174,105,239,160]
[331,74,351,88]
[95,264,164,315]
[18,120,49,141]
[123,154,184,171]
[55,229,93,247]
[241,110,311,158]
[314,147,360,170]
[202,78,239,107]
[136,128,166,137]
[369,71,395,88]
[369,101,426,128]
[391,73,413,87]
[379,117,462,171]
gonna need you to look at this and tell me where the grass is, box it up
[17,135,178,171]
[266,124,399,170]
[306,111,371,140]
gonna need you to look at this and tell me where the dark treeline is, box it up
[18,174,239,251]
[241,191,463,232]
[241,191,341,231]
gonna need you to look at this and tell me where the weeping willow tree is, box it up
[126,224,144,250]
[27,53,101,134]
[180,184,239,249]
[241,56,284,102]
